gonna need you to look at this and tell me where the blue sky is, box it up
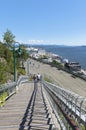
[0,0,86,46]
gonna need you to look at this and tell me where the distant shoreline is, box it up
[28,44,86,70]
[27,45,86,81]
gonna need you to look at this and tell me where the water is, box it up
[31,45,86,70]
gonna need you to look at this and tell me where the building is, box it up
[65,62,81,71]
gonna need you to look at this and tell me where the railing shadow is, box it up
[19,82,53,130]
[19,89,35,130]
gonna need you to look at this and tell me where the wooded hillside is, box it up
[0,29,28,84]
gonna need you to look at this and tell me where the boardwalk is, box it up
[0,83,34,130]
[0,82,58,130]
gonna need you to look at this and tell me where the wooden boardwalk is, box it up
[0,82,56,130]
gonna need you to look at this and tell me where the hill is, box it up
[0,42,28,84]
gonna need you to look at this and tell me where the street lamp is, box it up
[13,43,22,82]
[6,42,22,82]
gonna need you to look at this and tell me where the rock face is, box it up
[0,57,6,64]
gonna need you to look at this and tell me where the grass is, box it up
[0,92,8,107]
[44,76,53,83]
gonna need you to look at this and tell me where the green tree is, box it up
[0,59,7,84]
[0,42,14,84]
[16,45,28,68]
[3,29,15,45]
[20,45,28,60]
[0,30,29,84]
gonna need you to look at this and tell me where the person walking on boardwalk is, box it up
[33,74,37,81]
[33,74,37,90]
[37,73,41,82]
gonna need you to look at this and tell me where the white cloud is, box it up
[28,40,51,44]
[16,39,52,44]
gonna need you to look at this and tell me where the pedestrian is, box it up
[33,74,37,82]
[37,73,41,82]
[33,74,37,90]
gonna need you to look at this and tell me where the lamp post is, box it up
[13,42,22,82]
[6,42,22,82]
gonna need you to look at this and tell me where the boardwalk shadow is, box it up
[19,82,53,130]
[19,89,35,130]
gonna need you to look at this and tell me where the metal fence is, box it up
[0,75,29,104]
[43,81,86,130]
